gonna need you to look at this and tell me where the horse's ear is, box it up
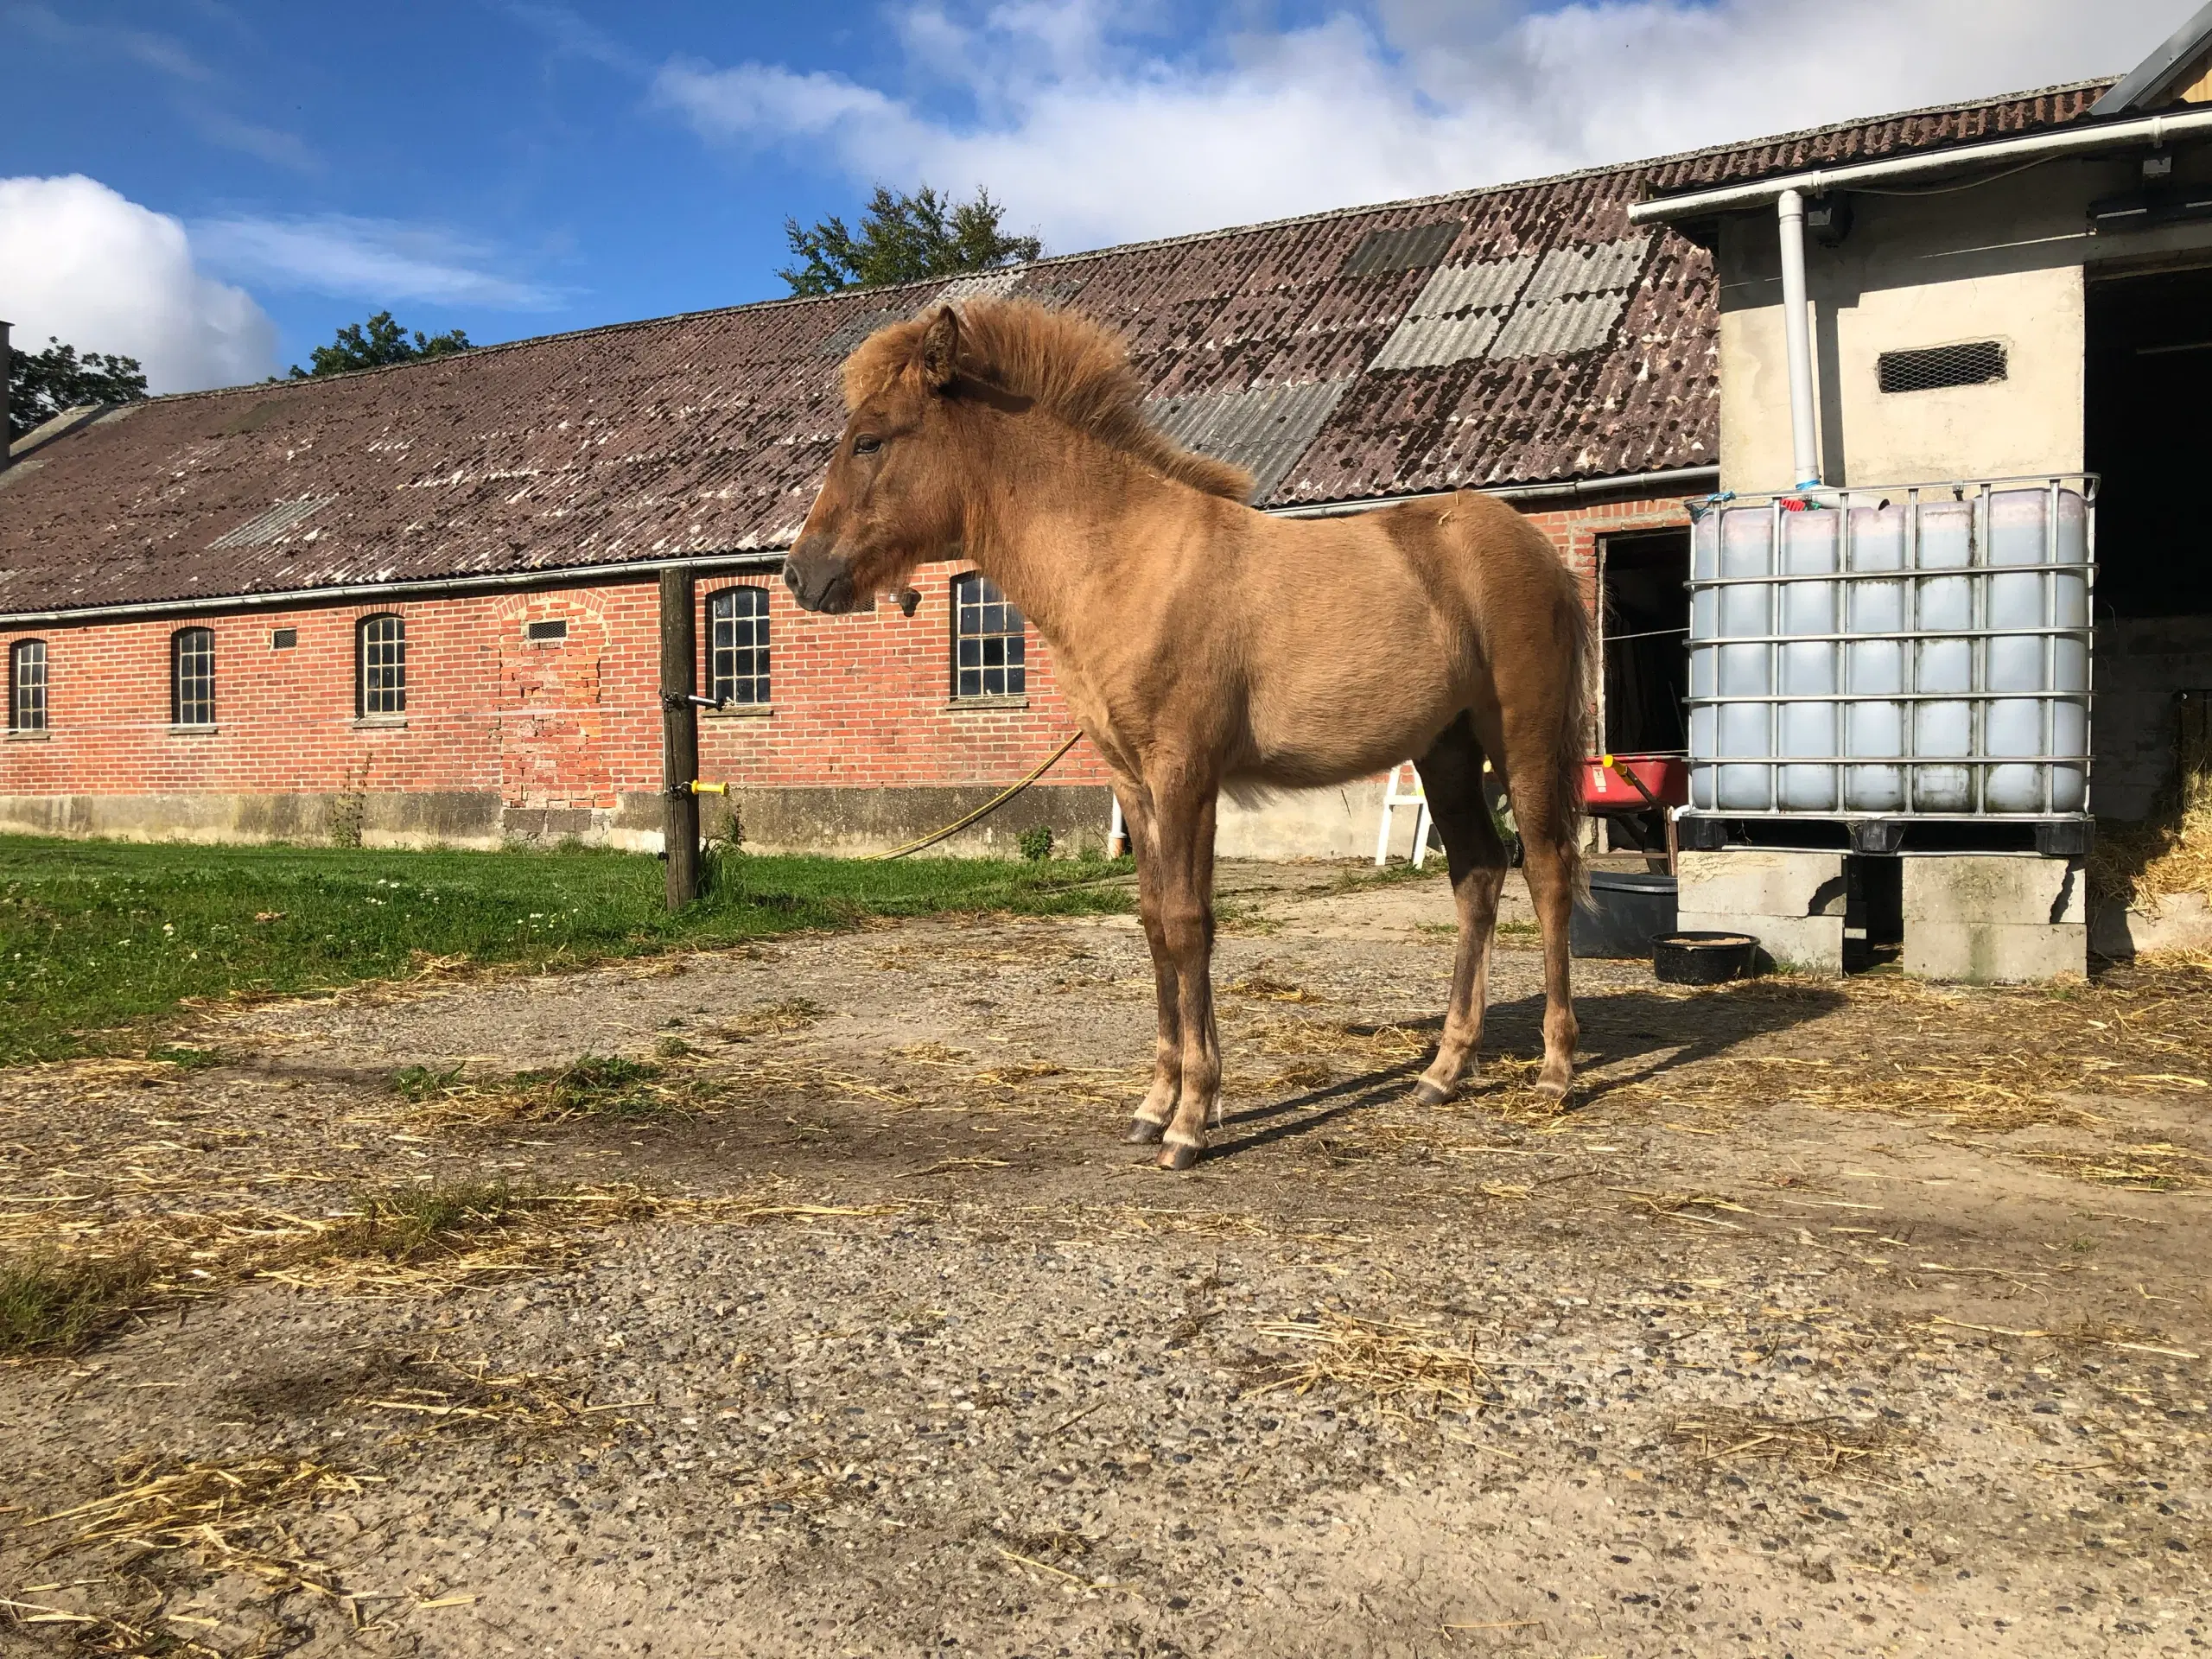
[918,306,960,391]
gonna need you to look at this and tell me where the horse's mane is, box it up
[841,297,1255,503]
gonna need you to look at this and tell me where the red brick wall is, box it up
[0,496,1686,810]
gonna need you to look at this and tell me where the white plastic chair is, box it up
[1373,762,1431,868]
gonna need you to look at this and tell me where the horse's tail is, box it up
[1553,558,1595,906]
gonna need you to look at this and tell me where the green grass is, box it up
[0,836,1134,1064]
[0,1252,155,1356]
[317,1180,525,1263]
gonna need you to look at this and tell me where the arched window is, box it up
[950,573,1025,699]
[8,640,48,732]
[707,587,770,705]
[171,626,216,726]
[358,613,406,716]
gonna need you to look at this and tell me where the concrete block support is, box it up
[1676,849,1847,973]
[1902,854,2087,982]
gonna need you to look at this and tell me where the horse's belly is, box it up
[1239,672,1460,787]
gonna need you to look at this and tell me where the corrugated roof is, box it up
[0,78,2114,619]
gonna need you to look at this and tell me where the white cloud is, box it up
[0,174,276,393]
[652,0,2189,251]
[194,213,563,310]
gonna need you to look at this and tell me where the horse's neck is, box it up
[957,423,1164,640]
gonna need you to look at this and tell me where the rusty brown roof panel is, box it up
[0,80,2116,616]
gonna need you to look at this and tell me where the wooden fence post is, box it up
[659,566,700,909]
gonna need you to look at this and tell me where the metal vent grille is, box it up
[1340,220,1462,277]
[270,628,297,650]
[208,496,334,550]
[1877,340,2007,393]
[525,618,569,641]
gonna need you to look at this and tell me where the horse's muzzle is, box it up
[781,540,856,614]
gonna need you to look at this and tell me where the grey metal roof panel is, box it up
[1144,378,1357,502]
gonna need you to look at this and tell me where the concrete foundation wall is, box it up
[1676,848,1847,972]
[1902,853,2086,982]
[0,779,1434,862]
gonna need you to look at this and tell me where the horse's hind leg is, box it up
[1481,707,1580,1102]
[1118,785,1183,1145]
[1410,715,1510,1105]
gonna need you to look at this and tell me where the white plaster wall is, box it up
[1716,152,2212,493]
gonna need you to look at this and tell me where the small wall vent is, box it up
[270,627,297,650]
[1877,340,2007,394]
[525,618,569,642]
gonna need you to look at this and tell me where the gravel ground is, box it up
[3,861,2208,1657]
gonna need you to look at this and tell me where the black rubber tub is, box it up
[1569,869,1677,959]
[1652,931,1762,985]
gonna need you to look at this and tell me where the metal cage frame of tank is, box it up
[1681,474,2096,823]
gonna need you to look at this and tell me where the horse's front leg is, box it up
[1121,788,1181,1145]
[1152,786,1221,1172]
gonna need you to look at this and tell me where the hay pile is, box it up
[2094,696,2212,908]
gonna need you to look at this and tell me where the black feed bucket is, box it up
[1570,870,1677,959]
[1653,931,1761,985]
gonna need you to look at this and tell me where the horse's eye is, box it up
[853,435,882,456]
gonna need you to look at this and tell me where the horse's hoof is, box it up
[1158,1141,1204,1172]
[1411,1078,1454,1106]
[1532,1078,1571,1108]
[1124,1117,1166,1145]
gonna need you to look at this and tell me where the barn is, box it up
[0,80,2132,867]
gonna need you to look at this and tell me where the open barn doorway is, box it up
[2085,264,2212,828]
[1597,527,1690,855]
[2086,264,2212,621]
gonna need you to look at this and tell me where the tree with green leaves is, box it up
[5,336,149,442]
[779,184,1043,296]
[290,311,472,378]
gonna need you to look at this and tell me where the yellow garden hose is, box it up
[872,732,1084,861]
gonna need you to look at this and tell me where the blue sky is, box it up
[0,0,2187,392]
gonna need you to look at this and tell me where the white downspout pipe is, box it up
[1776,188,1821,491]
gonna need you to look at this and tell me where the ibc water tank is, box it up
[1715,508,1774,811]
[1843,505,1906,812]
[1688,512,1719,811]
[1777,509,1840,811]
[1912,500,1975,812]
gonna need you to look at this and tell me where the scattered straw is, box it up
[1669,1410,1900,1476]
[1249,1312,1490,1414]
[27,1456,365,1596]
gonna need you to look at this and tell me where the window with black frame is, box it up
[358,613,406,716]
[9,640,48,732]
[171,626,216,726]
[707,587,770,705]
[951,573,1024,699]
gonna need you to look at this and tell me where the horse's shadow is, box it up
[1205,981,1847,1164]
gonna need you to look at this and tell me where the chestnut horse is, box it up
[784,299,1592,1169]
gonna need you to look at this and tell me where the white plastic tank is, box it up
[1686,477,2094,830]
[1912,500,1975,812]
[1843,504,1906,812]
[1688,512,1719,810]
[1777,508,1839,811]
[1715,508,1775,811]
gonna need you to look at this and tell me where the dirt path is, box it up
[3,863,2209,1657]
